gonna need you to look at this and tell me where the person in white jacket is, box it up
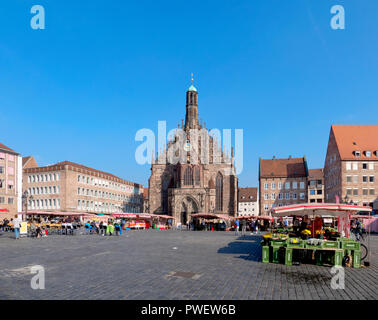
[13,215,22,239]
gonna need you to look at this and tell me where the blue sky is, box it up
[1,0,377,188]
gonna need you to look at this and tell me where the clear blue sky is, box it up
[1,0,377,188]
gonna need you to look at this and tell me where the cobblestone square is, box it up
[0,230,377,300]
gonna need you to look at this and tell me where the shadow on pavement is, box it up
[217,234,263,262]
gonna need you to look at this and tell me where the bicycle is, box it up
[349,228,368,261]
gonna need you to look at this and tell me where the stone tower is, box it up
[148,78,238,225]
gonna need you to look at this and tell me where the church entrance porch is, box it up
[178,196,199,225]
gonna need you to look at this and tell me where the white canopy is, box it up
[271,203,372,217]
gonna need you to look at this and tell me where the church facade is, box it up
[148,81,238,225]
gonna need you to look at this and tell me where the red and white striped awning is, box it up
[271,203,372,217]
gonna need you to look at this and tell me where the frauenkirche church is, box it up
[148,79,238,225]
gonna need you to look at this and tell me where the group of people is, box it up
[0,215,23,239]
[234,218,266,236]
[0,218,11,232]
[85,220,124,236]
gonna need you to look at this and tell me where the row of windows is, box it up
[0,179,14,190]
[346,162,375,170]
[0,196,14,204]
[77,200,128,213]
[77,188,142,204]
[309,189,323,195]
[264,203,293,211]
[77,174,137,193]
[239,208,256,212]
[346,175,375,183]
[239,202,257,206]
[264,181,305,190]
[28,173,60,183]
[346,188,375,196]
[28,199,60,210]
[264,193,305,200]
[352,150,378,158]
[0,166,15,175]
[0,153,15,161]
[28,186,60,195]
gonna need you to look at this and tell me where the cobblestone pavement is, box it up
[0,230,377,300]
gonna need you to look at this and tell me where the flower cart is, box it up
[261,204,373,268]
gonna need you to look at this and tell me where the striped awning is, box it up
[271,203,372,217]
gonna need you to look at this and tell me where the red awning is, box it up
[0,208,9,212]
[191,213,219,219]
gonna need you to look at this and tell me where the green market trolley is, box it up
[261,203,373,268]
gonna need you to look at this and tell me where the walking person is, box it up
[234,219,240,236]
[355,219,363,241]
[114,222,121,236]
[102,220,108,236]
[13,215,22,240]
[250,219,256,235]
[241,219,246,237]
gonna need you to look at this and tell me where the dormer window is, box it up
[375,151,378,156]
[354,150,361,157]
[365,151,371,157]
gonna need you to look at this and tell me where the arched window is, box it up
[216,173,223,211]
[194,167,200,185]
[184,167,193,186]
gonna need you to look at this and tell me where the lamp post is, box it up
[21,190,33,221]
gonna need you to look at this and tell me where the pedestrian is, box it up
[13,215,22,240]
[102,220,108,236]
[120,219,125,235]
[107,223,114,236]
[234,219,240,236]
[355,219,363,241]
[241,219,246,237]
[293,217,300,234]
[114,222,121,236]
[255,220,259,234]
[250,219,255,235]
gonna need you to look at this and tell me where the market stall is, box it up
[262,203,373,268]
[191,213,231,231]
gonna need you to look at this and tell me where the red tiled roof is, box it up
[0,142,19,154]
[308,168,324,180]
[332,125,378,160]
[238,187,258,202]
[25,160,143,188]
[260,157,307,178]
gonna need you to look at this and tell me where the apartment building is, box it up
[259,156,308,215]
[308,168,324,203]
[324,125,378,212]
[238,187,259,217]
[0,143,22,219]
[23,160,144,214]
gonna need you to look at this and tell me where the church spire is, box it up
[185,73,199,130]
